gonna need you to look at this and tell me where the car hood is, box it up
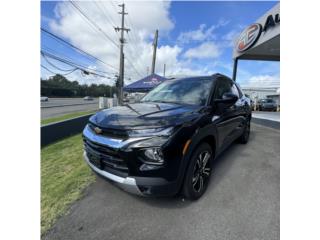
[89,102,203,130]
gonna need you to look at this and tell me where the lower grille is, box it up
[83,138,128,173]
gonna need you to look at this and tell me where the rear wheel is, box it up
[182,143,213,200]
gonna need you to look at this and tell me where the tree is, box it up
[41,74,115,97]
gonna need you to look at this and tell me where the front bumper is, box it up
[83,151,143,196]
[82,124,183,196]
[84,151,180,196]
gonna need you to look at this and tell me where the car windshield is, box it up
[140,78,213,105]
[261,99,274,103]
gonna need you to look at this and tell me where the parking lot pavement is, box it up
[253,111,280,122]
[44,123,279,240]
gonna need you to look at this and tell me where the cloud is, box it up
[177,24,216,44]
[42,1,225,85]
[177,19,230,44]
[45,1,177,85]
[221,24,246,47]
[242,74,280,88]
[183,42,222,60]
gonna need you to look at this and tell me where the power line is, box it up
[92,1,119,41]
[41,27,118,71]
[42,45,117,75]
[87,1,144,78]
[95,1,117,29]
[124,5,147,74]
[125,32,147,76]
[126,8,142,47]
[42,53,77,72]
[69,0,119,49]
[110,1,120,15]
[125,56,144,78]
[41,50,113,78]
[41,50,115,75]
[41,64,77,76]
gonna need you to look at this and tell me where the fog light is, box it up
[143,148,164,165]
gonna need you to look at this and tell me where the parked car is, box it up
[83,96,94,101]
[256,98,277,111]
[41,96,49,102]
[244,94,255,111]
[82,74,252,200]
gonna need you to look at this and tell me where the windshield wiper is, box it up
[151,100,181,105]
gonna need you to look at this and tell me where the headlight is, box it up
[128,127,173,137]
[141,148,164,165]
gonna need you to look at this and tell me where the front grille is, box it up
[88,123,128,139]
[84,137,128,173]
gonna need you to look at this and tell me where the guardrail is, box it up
[41,114,93,147]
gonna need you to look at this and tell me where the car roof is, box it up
[168,73,231,82]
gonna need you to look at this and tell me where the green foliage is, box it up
[41,74,116,97]
[41,134,95,235]
[41,110,97,125]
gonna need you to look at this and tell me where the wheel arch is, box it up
[176,131,218,194]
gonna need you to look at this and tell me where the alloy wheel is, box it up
[192,151,211,192]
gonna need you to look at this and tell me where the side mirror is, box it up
[214,92,238,106]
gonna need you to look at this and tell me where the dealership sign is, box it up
[237,13,280,52]
[237,23,262,52]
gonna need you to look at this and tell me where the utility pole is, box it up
[163,63,166,77]
[151,29,158,75]
[114,3,130,105]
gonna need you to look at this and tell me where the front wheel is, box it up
[182,143,213,200]
[238,118,250,144]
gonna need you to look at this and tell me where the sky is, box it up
[41,1,280,88]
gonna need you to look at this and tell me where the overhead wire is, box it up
[42,53,77,72]
[41,64,78,76]
[69,0,119,48]
[41,27,118,71]
[41,50,114,78]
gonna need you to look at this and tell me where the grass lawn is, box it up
[41,110,97,125]
[41,134,95,235]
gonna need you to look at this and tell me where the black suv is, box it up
[83,74,251,200]
[257,98,277,111]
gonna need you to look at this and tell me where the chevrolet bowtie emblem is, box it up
[94,127,102,134]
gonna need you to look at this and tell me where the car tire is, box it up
[238,118,250,144]
[182,143,213,200]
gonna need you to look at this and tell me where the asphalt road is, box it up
[41,98,99,119]
[41,98,98,108]
[44,123,280,240]
[252,111,280,122]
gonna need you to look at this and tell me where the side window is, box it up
[230,83,240,98]
[235,82,243,98]
[214,79,232,99]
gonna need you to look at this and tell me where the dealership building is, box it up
[242,86,280,105]
[233,2,280,103]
